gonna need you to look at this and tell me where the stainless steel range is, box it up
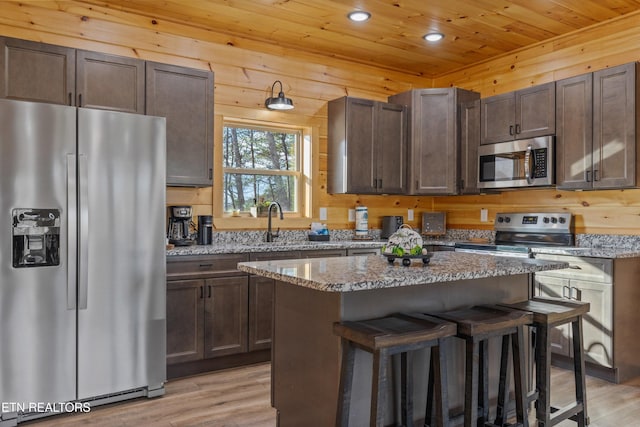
[455,212,574,257]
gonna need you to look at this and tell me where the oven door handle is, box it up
[524,144,534,184]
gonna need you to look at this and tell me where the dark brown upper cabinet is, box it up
[0,37,144,113]
[481,82,555,144]
[76,50,145,114]
[389,88,480,195]
[146,62,214,187]
[327,96,407,194]
[459,99,481,194]
[556,62,639,190]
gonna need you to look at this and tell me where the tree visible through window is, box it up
[223,122,301,213]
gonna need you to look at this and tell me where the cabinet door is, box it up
[0,37,75,105]
[593,62,637,189]
[76,50,145,113]
[248,275,274,352]
[481,92,514,144]
[203,276,248,358]
[515,82,555,139]
[166,279,204,364]
[534,274,572,357]
[146,62,214,186]
[346,98,377,193]
[376,102,406,193]
[555,73,593,190]
[459,99,480,194]
[412,89,458,194]
[571,280,613,368]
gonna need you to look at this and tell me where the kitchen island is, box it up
[237,252,569,427]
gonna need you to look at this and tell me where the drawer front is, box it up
[534,254,612,284]
[301,249,346,258]
[250,251,299,261]
[167,254,249,279]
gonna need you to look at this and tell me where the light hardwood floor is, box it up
[24,363,640,426]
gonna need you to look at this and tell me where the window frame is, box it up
[214,116,314,222]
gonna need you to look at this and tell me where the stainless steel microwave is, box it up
[478,136,554,189]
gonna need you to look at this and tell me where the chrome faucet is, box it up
[266,201,283,242]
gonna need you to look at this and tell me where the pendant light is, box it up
[265,80,294,110]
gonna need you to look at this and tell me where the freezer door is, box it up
[76,108,166,399]
[0,99,77,406]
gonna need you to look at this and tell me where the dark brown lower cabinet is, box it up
[166,276,249,364]
[166,254,268,379]
[204,277,249,358]
[166,279,204,365]
[167,249,350,379]
[248,275,274,352]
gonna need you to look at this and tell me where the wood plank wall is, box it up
[1,2,640,234]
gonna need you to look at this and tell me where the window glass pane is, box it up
[223,173,296,212]
[223,126,297,171]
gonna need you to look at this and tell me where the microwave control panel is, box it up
[533,148,547,178]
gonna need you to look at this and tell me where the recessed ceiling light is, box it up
[348,11,371,22]
[424,33,444,42]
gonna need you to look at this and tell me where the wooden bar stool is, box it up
[333,313,457,427]
[430,305,532,427]
[500,297,590,427]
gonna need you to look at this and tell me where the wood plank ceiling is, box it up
[81,0,640,77]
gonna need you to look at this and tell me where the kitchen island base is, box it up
[272,274,531,427]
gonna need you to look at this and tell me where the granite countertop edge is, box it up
[236,253,570,293]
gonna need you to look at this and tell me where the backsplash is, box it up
[203,228,640,249]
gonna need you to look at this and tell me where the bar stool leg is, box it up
[371,348,390,427]
[464,338,479,427]
[571,319,588,427]
[401,351,415,427]
[337,338,356,427]
[425,353,435,426]
[494,334,512,426]
[512,325,529,427]
[478,340,489,426]
[535,324,552,426]
[433,341,451,427]
[424,340,450,427]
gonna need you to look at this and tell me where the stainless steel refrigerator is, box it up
[0,99,166,425]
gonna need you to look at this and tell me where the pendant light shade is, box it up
[265,80,294,110]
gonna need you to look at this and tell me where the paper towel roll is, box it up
[355,206,368,236]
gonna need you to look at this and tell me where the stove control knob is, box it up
[497,217,504,223]
[551,217,558,224]
[543,217,550,223]
[559,217,566,224]
[504,217,511,223]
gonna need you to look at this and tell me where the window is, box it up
[222,122,303,214]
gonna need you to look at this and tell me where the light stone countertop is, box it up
[166,239,640,259]
[236,251,569,292]
[166,240,387,256]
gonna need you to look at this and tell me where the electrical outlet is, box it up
[481,208,488,222]
[407,209,414,221]
[348,209,355,222]
[319,207,327,221]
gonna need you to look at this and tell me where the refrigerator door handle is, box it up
[67,154,78,310]
[78,153,89,310]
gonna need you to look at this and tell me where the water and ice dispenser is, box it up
[12,208,61,268]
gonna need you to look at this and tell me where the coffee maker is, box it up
[167,206,196,246]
